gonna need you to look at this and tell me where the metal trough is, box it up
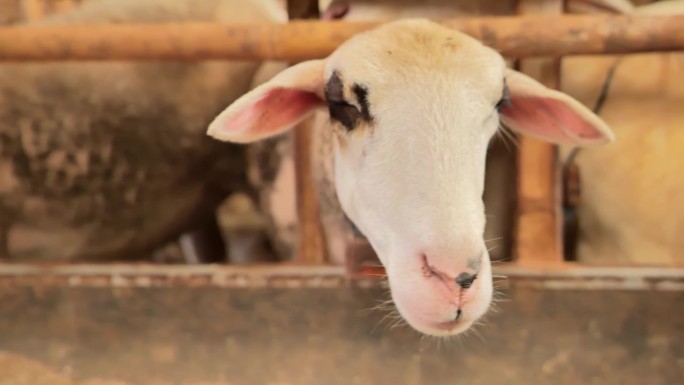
[0,264,682,385]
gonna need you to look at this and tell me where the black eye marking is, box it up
[496,80,512,112]
[325,71,345,102]
[324,71,360,131]
[352,83,373,123]
[324,71,373,132]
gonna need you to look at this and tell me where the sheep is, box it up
[248,0,520,265]
[311,0,684,268]
[206,19,614,336]
[318,2,520,265]
[560,0,684,265]
[0,0,286,262]
[319,0,514,20]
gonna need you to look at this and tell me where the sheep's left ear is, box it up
[499,68,615,146]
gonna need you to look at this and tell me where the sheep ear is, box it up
[565,0,634,14]
[207,60,326,144]
[499,68,615,146]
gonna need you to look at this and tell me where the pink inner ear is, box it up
[503,96,603,142]
[224,88,323,137]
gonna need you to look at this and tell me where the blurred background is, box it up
[0,0,681,384]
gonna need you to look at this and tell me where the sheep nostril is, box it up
[421,264,434,278]
[455,272,477,289]
[421,254,437,278]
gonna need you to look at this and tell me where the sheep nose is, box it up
[455,272,477,289]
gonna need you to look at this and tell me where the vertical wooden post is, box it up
[287,0,327,264]
[51,0,77,13]
[287,0,319,19]
[514,0,565,265]
[21,0,45,20]
[21,0,79,21]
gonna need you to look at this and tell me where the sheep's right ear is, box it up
[207,59,326,144]
[565,0,634,14]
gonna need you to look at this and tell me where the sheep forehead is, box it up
[325,19,506,103]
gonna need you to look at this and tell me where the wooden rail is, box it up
[514,0,565,264]
[288,0,327,264]
[1,14,683,61]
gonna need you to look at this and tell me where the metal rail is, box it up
[0,263,681,290]
[1,14,683,61]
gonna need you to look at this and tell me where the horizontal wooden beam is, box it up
[0,14,683,62]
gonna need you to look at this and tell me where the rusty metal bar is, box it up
[496,263,684,291]
[0,14,683,62]
[0,280,681,384]
[0,263,681,290]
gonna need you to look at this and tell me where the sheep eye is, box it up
[496,82,511,112]
[325,71,362,131]
[327,100,361,131]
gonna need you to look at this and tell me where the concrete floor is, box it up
[0,284,682,385]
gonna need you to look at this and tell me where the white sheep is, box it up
[560,0,684,265]
[319,0,514,20]
[207,19,614,336]
[0,0,285,261]
[250,0,520,265]
[312,0,684,268]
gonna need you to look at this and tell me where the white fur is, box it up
[208,19,613,336]
[320,0,514,20]
[307,0,545,266]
